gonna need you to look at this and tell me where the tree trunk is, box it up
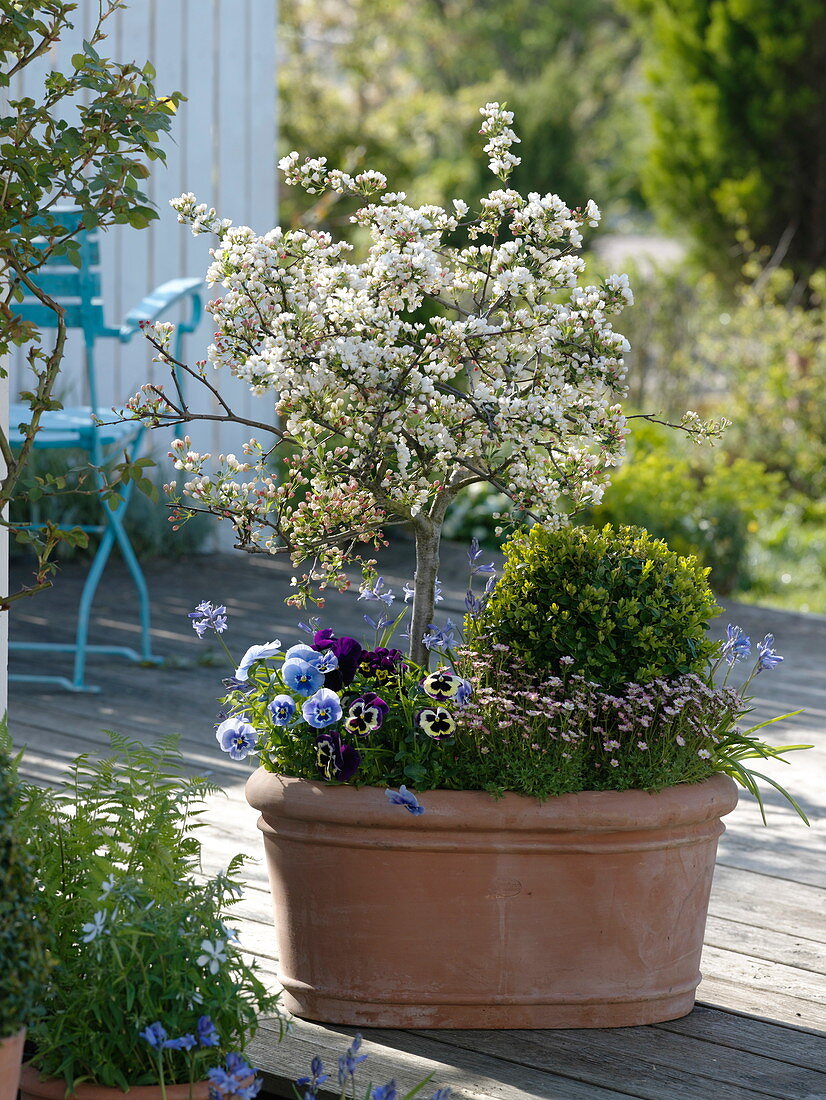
[408,520,441,669]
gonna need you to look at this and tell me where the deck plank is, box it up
[9,545,825,1100]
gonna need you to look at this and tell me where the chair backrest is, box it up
[14,209,119,413]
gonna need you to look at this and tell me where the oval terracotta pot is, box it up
[246,770,738,1028]
[19,1064,211,1100]
[0,1028,25,1100]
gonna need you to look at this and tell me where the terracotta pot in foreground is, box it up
[246,770,739,1028]
[19,1064,211,1100]
[0,1028,25,1100]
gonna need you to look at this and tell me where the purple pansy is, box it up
[385,785,425,815]
[302,687,343,729]
[312,630,364,689]
[215,716,258,760]
[344,692,389,736]
[315,731,361,781]
[361,647,405,676]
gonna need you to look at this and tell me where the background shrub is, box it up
[471,523,720,688]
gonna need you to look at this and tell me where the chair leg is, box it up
[64,432,160,689]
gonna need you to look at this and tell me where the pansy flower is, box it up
[416,706,455,741]
[315,731,361,781]
[312,629,364,689]
[282,658,324,696]
[215,716,258,760]
[422,669,465,702]
[361,647,405,679]
[284,643,339,674]
[234,639,282,682]
[344,692,389,736]
[302,687,343,729]
[268,694,296,725]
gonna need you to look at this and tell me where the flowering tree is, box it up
[131,104,637,667]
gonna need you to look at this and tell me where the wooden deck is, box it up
[9,539,826,1100]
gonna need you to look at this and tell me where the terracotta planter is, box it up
[0,1028,25,1100]
[19,1064,211,1099]
[246,769,738,1028]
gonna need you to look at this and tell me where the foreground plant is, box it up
[127,101,723,667]
[19,734,281,1090]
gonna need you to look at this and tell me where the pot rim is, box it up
[246,769,739,832]
[18,1063,210,1099]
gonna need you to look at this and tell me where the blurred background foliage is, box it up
[27,0,825,613]
[278,0,826,613]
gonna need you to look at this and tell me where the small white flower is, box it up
[98,874,117,900]
[81,910,109,943]
[197,938,227,974]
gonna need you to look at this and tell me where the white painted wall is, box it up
[10,0,280,464]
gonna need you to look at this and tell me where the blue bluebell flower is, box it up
[215,716,258,761]
[302,687,343,729]
[422,618,458,652]
[363,612,392,632]
[139,1021,167,1050]
[196,1014,220,1048]
[358,576,396,606]
[234,639,282,681]
[297,615,322,635]
[468,538,497,576]
[757,634,783,671]
[371,1082,398,1100]
[208,1052,262,1099]
[282,658,324,696]
[188,600,228,637]
[338,1033,369,1086]
[404,577,443,603]
[385,785,425,815]
[268,694,297,725]
[296,1054,330,1090]
[163,1033,197,1051]
[721,624,751,665]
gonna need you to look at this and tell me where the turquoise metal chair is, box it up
[8,210,203,692]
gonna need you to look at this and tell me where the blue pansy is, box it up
[385,785,425,815]
[215,717,258,761]
[282,658,324,696]
[302,687,343,729]
[234,639,282,682]
[269,694,297,725]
